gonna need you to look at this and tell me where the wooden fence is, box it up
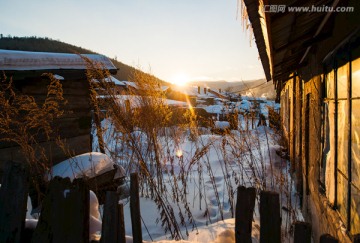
[0,163,359,242]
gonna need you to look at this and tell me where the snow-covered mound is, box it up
[49,152,119,181]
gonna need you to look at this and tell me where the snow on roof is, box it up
[109,76,125,86]
[92,75,125,85]
[123,81,138,89]
[204,105,225,114]
[53,74,64,80]
[0,49,117,71]
[170,85,199,96]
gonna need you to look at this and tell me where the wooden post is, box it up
[320,234,338,243]
[353,234,360,243]
[293,221,311,243]
[235,186,256,243]
[32,177,89,243]
[118,203,126,243]
[260,191,281,243]
[101,191,121,243]
[130,173,142,243]
[0,162,29,243]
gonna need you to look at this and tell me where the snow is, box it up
[49,152,119,181]
[0,49,117,71]
[53,74,64,80]
[92,117,302,242]
[92,75,126,86]
[123,81,138,89]
[24,92,299,242]
[98,95,188,108]
[89,190,102,241]
[214,121,230,129]
[109,76,126,86]
[204,105,226,114]
[171,85,200,96]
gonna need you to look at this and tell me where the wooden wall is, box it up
[0,71,92,179]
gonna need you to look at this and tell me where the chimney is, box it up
[198,86,201,94]
[219,88,221,93]
[204,87,207,94]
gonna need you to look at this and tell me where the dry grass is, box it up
[87,63,300,240]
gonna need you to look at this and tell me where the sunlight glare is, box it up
[176,149,183,157]
[171,73,189,86]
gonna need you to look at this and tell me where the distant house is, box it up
[0,49,117,179]
[243,0,360,241]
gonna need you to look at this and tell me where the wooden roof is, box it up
[244,0,335,87]
[0,49,117,72]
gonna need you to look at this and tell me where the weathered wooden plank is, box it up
[33,94,91,111]
[118,203,126,243]
[320,234,339,243]
[0,134,91,171]
[31,177,71,242]
[260,190,281,243]
[235,186,256,243]
[72,179,90,242]
[0,162,29,243]
[130,173,143,243]
[353,234,360,243]
[293,221,311,243]
[31,177,89,243]
[100,191,119,243]
[21,79,90,96]
[0,116,91,149]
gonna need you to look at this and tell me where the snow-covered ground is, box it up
[114,128,303,242]
[31,94,299,242]
[88,96,302,242]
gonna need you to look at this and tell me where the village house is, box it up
[243,0,360,241]
[0,49,117,179]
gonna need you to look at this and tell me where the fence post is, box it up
[294,221,311,243]
[353,234,360,243]
[320,234,338,243]
[32,177,89,243]
[118,203,126,243]
[130,173,142,243]
[101,191,122,243]
[0,162,29,243]
[260,190,281,243]
[235,186,256,243]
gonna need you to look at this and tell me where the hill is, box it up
[189,79,276,99]
[0,35,167,84]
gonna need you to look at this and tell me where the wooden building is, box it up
[0,50,117,179]
[243,0,360,241]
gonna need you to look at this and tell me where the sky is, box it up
[0,0,265,83]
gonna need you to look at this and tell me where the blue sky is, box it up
[1,0,265,83]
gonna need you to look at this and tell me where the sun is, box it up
[171,73,189,86]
